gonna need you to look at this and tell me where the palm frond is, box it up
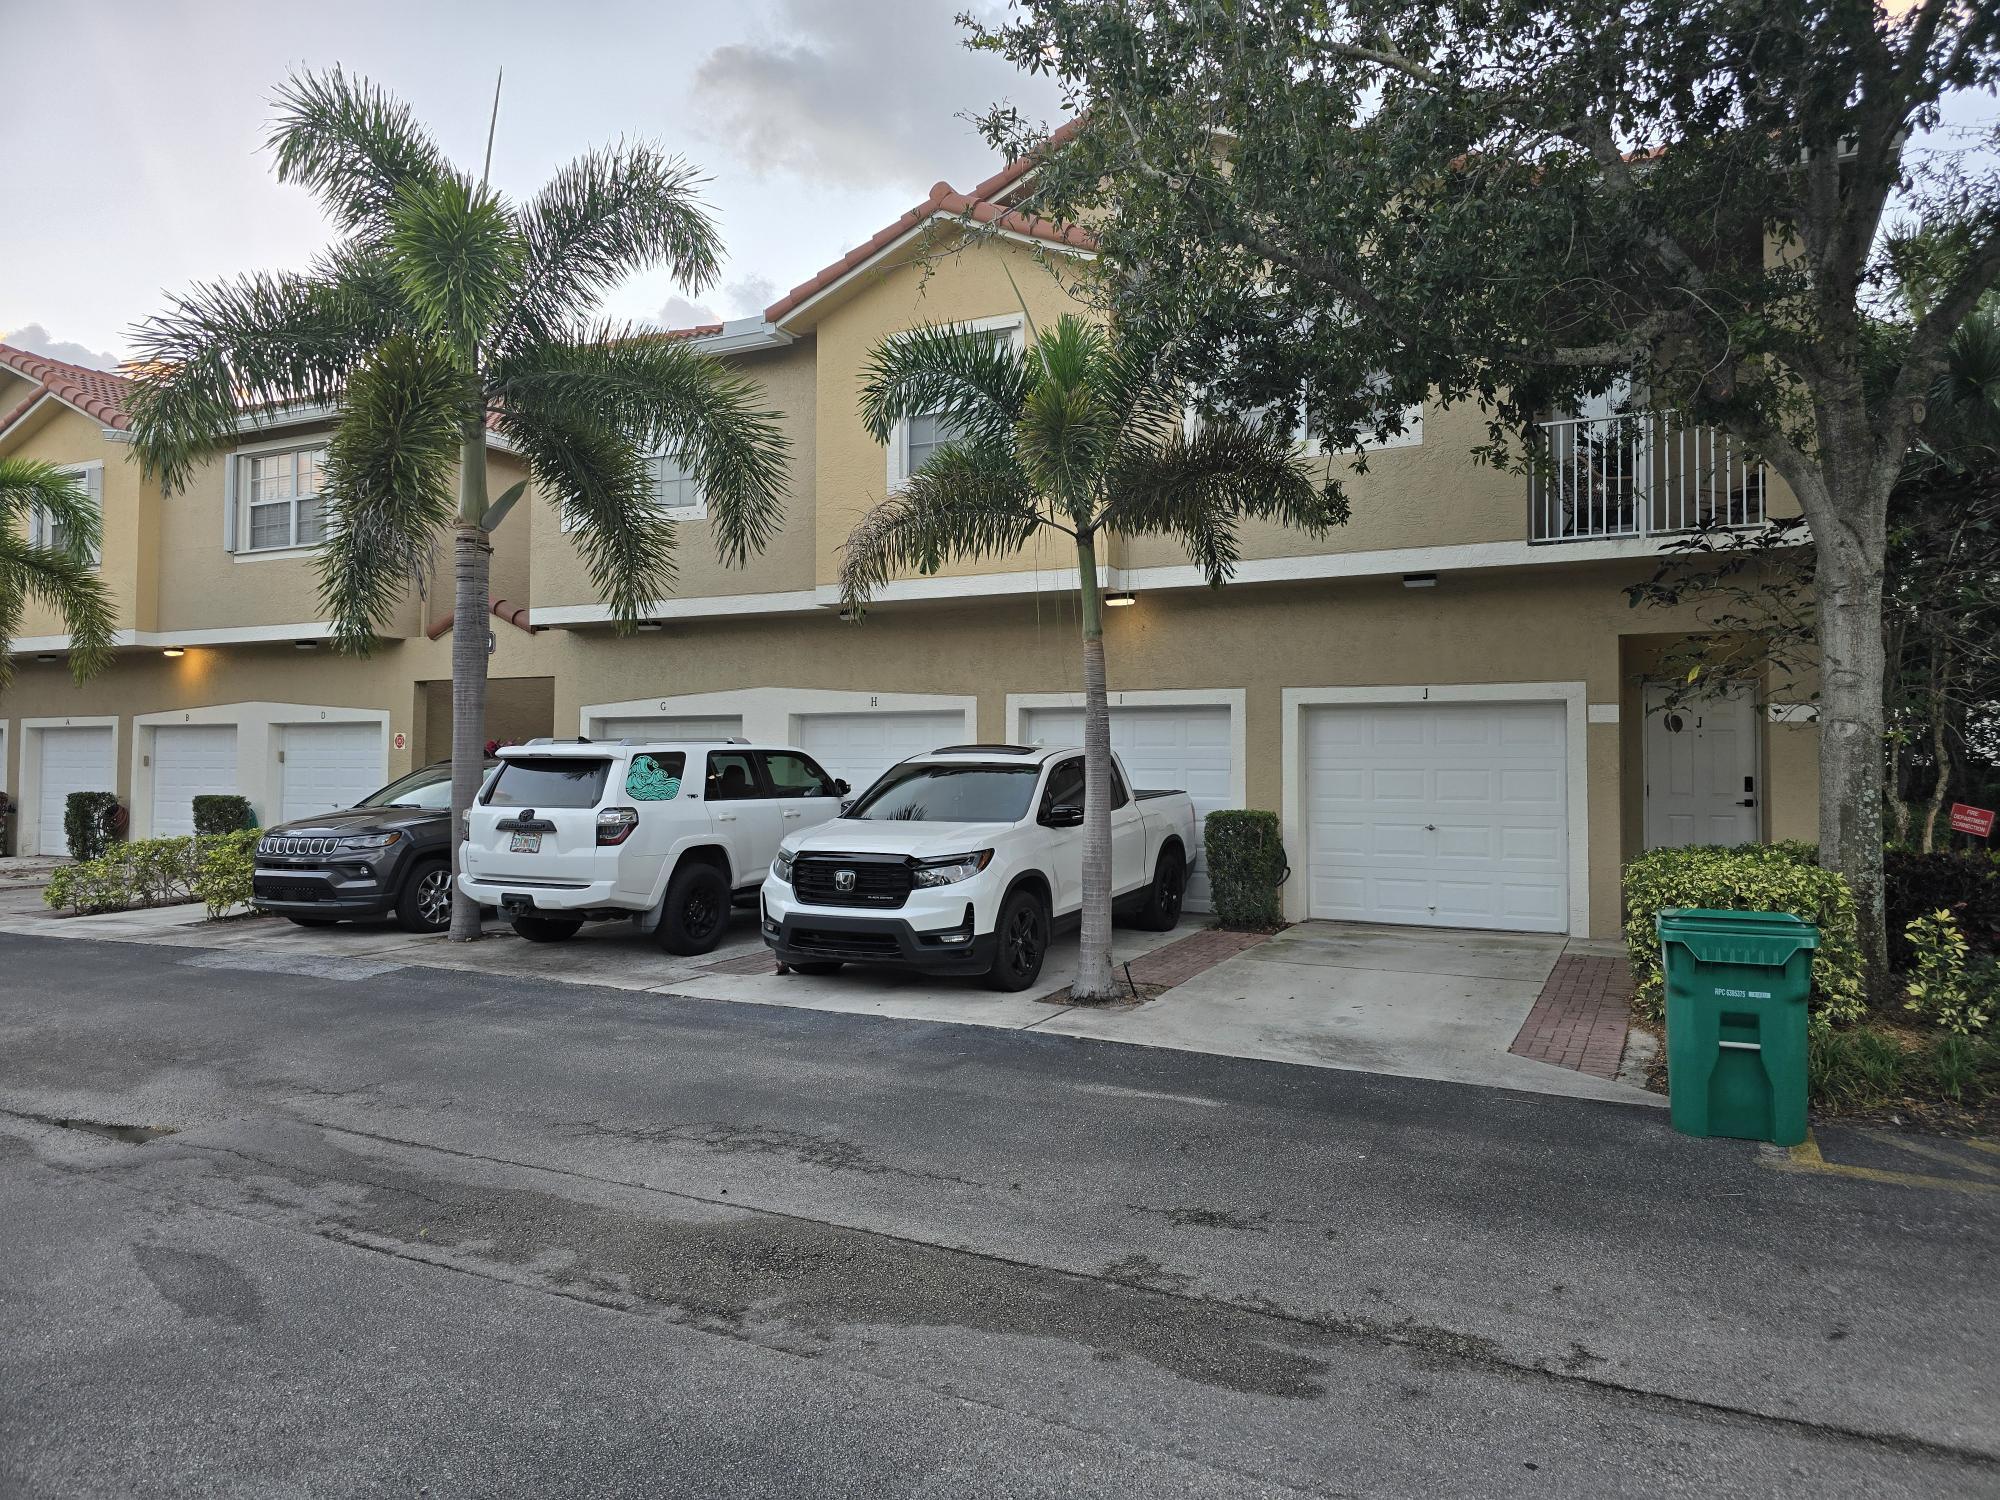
[490,330,789,565]
[127,257,406,492]
[0,461,118,683]
[857,323,1028,447]
[839,442,1043,612]
[384,175,525,353]
[268,67,452,238]
[1014,316,1124,514]
[504,146,723,350]
[313,337,466,654]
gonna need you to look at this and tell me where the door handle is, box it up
[1738,798,1757,808]
[782,810,801,819]
[716,813,736,822]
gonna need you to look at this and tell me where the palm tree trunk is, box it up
[1073,529,1118,1002]
[448,425,492,942]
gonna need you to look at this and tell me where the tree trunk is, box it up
[1072,530,1119,1002]
[448,427,492,943]
[1813,525,1891,997]
[1919,708,1952,855]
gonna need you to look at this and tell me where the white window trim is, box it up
[560,452,710,533]
[227,437,328,556]
[886,313,1026,489]
[1183,393,1423,457]
[29,460,103,568]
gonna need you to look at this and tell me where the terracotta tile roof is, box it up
[0,343,135,435]
[764,123,1095,327]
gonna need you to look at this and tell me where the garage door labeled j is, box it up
[1305,702,1568,933]
[1021,704,1233,911]
[36,726,115,855]
[279,723,385,824]
[797,711,963,796]
[152,725,239,837]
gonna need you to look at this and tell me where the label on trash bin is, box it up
[1949,803,1995,838]
[1715,988,1773,999]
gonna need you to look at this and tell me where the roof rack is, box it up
[929,744,1041,756]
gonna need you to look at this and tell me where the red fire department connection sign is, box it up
[1949,803,1995,838]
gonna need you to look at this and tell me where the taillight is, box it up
[596,807,639,846]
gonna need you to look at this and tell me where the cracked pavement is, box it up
[1,931,1996,1497]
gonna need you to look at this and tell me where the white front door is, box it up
[279,723,385,824]
[36,726,115,855]
[796,710,962,796]
[1643,686,1758,848]
[599,714,743,743]
[1021,704,1233,911]
[1304,702,1570,933]
[151,724,239,837]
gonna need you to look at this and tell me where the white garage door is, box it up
[1305,702,1568,933]
[1022,704,1234,911]
[598,714,743,743]
[36,726,115,855]
[152,725,239,837]
[797,711,963,795]
[279,723,385,824]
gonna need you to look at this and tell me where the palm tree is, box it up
[0,457,116,688]
[127,69,790,940]
[845,313,1342,999]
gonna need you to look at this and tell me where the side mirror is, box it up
[833,779,851,796]
[1044,803,1084,829]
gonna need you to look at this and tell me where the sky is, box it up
[0,0,1065,369]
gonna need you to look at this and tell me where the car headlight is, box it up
[912,850,993,888]
[336,831,402,851]
[772,848,795,883]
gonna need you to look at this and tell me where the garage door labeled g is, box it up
[279,723,385,824]
[797,711,963,796]
[598,714,743,743]
[1305,702,1568,933]
[1022,704,1233,911]
[152,725,239,837]
[36,726,115,855]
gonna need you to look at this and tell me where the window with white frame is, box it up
[887,317,1022,487]
[649,451,706,519]
[30,464,102,567]
[1184,375,1422,457]
[238,444,328,551]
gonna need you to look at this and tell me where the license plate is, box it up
[509,831,541,853]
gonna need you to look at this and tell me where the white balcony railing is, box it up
[1529,410,1766,543]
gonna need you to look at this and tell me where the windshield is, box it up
[484,756,611,809]
[360,764,455,810]
[844,763,1038,824]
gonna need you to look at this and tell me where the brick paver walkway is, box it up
[1124,926,1272,988]
[1508,953,1634,1079]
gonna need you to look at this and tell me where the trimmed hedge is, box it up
[63,791,122,861]
[192,794,256,836]
[42,829,259,920]
[1623,841,1865,1025]
[1205,809,1288,930]
[1885,850,2000,967]
[194,830,259,920]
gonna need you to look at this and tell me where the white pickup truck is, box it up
[760,743,1198,990]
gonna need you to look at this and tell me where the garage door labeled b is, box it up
[36,726,115,854]
[279,723,384,824]
[152,725,239,837]
[1305,702,1568,933]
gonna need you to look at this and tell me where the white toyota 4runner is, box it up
[459,739,846,953]
[760,744,1199,990]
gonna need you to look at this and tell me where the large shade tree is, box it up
[844,313,1340,999]
[129,70,789,939]
[0,458,116,687]
[968,0,2000,993]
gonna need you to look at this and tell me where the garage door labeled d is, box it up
[598,714,743,743]
[1305,701,1568,933]
[280,723,385,824]
[1022,704,1233,911]
[36,726,115,855]
[797,711,963,796]
[152,725,239,837]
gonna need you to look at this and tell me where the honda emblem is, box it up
[834,869,857,893]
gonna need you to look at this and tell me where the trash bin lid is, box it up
[1655,907,1819,965]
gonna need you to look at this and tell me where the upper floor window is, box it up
[29,462,102,567]
[886,315,1023,488]
[1187,376,1422,457]
[649,451,706,520]
[232,443,327,553]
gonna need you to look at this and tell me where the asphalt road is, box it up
[1,931,1995,1499]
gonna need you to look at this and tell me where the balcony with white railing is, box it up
[1528,410,1766,543]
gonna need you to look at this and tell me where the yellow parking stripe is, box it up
[1862,1130,2000,1180]
[1772,1132,2000,1195]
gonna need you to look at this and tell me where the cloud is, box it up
[719,275,779,319]
[691,0,1063,195]
[656,294,721,330]
[1,323,123,370]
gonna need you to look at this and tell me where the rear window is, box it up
[484,756,611,809]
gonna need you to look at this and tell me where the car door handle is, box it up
[716,813,736,822]
[782,809,802,819]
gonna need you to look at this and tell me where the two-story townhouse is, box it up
[1,138,1820,940]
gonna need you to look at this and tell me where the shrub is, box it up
[1885,850,2000,967]
[1622,842,1865,1023]
[191,794,256,836]
[194,829,259,920]
[42,836,195,915]
[1900,909,1995,1035]
[1806,1024,1908,1112]
[1918,1032,2000,1105]
[1204,809,1288,930]
[63,791,122,861]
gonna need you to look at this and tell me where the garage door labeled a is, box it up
[1022,704,1233,911]
[598,714,743,744]
[36,726,115,855]
[279,723,384,824]
[797,711,963,795]
[152,725,239,837]
[1305,702,1568,933]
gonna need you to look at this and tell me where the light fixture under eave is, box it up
[1401,573,1439,589]
[1103,591,1138,607]
[162,647,186,658]
[35,653,54,664]
[293,640,318,651]
[635,621,664,633]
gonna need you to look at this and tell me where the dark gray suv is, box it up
[252,761,492,933]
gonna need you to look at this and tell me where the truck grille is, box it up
[791,855,912,910]
[261,835,339,857]
[789,926,903,960]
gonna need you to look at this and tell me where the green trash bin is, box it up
[1656,908,1818,1146]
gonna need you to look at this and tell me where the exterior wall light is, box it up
[1401,573,1438,588]
[1103,591,1138,607]
[162,647,186,658]
[635,621,664,633]
[293,640,318,651]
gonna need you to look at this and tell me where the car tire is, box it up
[394,859,453,934]
[784,961,844,976]
[985,888,1049,992]
[658,863,730,956]
[1134,844,1188,932]
[513,915,582,943]
[286,916,339,928]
